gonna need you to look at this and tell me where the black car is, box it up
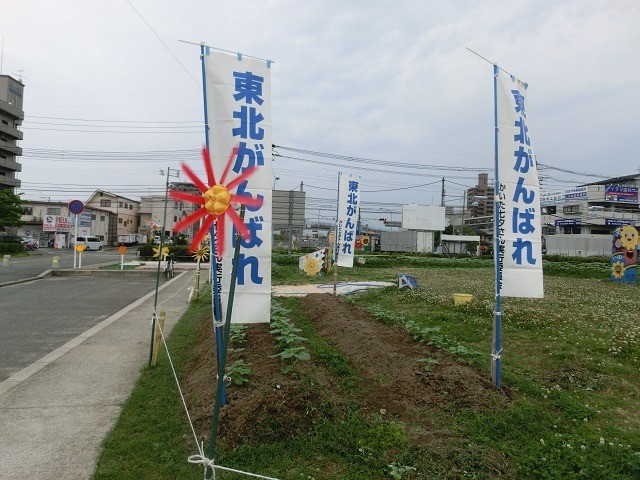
[0,232,23,243]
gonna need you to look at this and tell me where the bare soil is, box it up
[182,319,338,449]
[181,293,513,449]
[299,294,514,419]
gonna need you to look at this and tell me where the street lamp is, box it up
[272,176,280,189]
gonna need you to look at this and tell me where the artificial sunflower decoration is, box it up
[153,246,170,259]
[168,147,263,255]
[303,257,322,276]
[611,260,625,279]
[192,244,210,262]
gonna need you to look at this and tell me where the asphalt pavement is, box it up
[0,275,162,381]
[0,247,139,284]
[0,271,194,479]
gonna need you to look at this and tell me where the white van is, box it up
[76,236,103,251]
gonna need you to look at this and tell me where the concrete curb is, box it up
[52,269,158,277]
[0,272,187,399]
[0,269,53,288]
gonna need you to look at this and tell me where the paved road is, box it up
[0,275,161,381]
[0,248,139,284]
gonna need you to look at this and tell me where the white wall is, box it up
[545,234,610,257]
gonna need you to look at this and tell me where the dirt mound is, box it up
[182,320,335,449]
[299,293,513,418]
[181,293,512,450]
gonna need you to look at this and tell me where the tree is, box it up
[0,189,25,230]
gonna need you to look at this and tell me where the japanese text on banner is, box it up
[335,173,361,268]
[496,72,543,298]
[205,51,272,322]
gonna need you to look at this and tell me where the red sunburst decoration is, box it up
[169,146,263,255]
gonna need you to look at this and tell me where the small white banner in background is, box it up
[496,72,544,298]
[335,173,361,268]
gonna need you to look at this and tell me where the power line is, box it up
[275,154,480,180]
[22,127,201,134]
[124,0,200,87]
[26,115,201,124]
[274,144,490,172]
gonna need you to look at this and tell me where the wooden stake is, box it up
[150,312,166,367]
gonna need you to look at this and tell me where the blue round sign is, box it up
[68,199,85,215]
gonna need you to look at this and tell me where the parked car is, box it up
[153,235,173,245]
[75,236,103,251]
[0,232,23,243]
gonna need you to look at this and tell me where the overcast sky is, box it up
[2,0,639,225]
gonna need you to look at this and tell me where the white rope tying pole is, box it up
[188,455,283,480]
[158,320,202,452]
[159,271,197,306]
[156,270,283,480]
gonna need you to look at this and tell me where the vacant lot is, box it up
[95,255,640,479]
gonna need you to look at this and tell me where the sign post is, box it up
[76,244,85,268]
[68,200,85,269]
[118,245,127,270]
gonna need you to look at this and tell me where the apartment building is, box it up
[0,75,24,191]
[86,190,140,245]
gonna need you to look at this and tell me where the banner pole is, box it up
[491,63,503,388]
[205,207,245,480]
[333,173,341,295]
[201,43,227,406]
[73,215,78,269]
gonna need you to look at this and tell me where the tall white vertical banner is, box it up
[496,72,544,298]
[205,51,272,323]
[335,173,361,267]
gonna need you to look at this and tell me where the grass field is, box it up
[94,254,639,479]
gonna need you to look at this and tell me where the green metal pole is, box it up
[149,169,171,366]
[205,207,245,479]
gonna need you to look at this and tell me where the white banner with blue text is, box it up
[205,50,272,322]
[496,72,544,298]
[335,173,361,268]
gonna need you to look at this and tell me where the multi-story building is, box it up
[18,200,112,247]
[86,190,140,245]
[466,173,494,219]
[0,75,24,191]
[541,174,640,256]
[138,182,199,240]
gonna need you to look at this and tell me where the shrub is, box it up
[0,242,24,255]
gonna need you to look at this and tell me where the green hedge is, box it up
[137,243,196,262]
[0,242,24,255]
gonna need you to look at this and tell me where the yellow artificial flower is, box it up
[303,257,322,276]
[192,244,210,262]
[611,261,625,279]
[153,246,170,259]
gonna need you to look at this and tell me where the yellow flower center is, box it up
[203,185,231,215]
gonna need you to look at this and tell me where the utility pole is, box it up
[288,190,294,254]
[149,167,179,365]
[441,177,445,207]
[300,181,303,192]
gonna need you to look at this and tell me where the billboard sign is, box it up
[605,218,635,227]
[604,186,638,204]
[78,211,92,228]
[555,219,581,226]
[541,187,587,206]
[55,216,73,233]
[43,215,56,232]
[401,204,446,231]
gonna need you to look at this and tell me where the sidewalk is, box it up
[0,271,195,479]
